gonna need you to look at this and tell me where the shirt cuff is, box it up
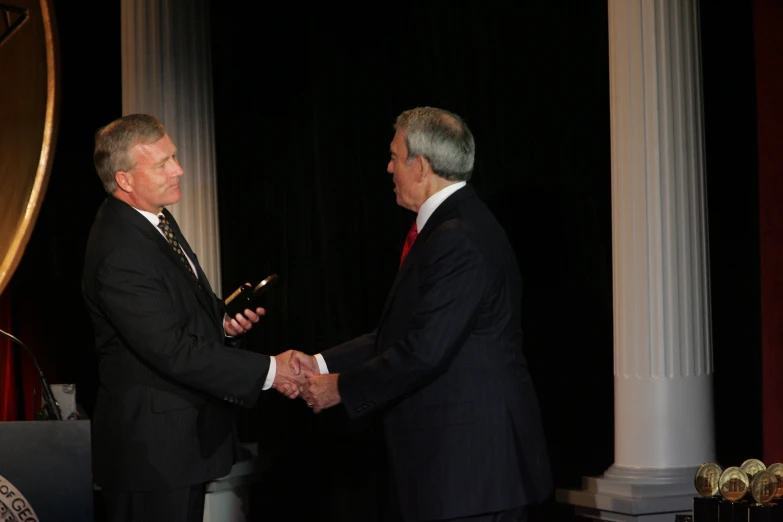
[315,353,329,374]
[262,356,276,390]
[223,314,234,339]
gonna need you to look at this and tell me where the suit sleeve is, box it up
[321,330,377,373]
[337,224,487,418]
[95,247,269,406]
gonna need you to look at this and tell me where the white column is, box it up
[121,0,222,294]
[558,1,715,520]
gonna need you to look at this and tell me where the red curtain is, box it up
[0,289,18,421]
[0,288,46,421]
[754,0,783,465]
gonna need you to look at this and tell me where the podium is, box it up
[0,420,93,522]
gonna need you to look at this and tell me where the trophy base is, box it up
[749,502,783,522]
[692,495,719,522]
[719,499,750,522]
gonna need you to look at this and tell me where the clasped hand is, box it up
[272,350,341,413]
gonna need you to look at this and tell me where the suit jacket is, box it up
[323,185,552,521]
[82,196,270,492]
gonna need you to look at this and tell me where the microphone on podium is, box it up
[0,328,63,420]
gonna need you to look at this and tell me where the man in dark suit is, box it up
[291,107,552,521]
[82,114,300,522]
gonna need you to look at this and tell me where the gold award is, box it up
[0,0,59,296]
[740,458,767,482]
[751,469,778,505]
[694,462,723,497]
[719,466,750,502]
[765,463,783,499]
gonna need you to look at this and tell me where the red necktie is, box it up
[399,222,418,268]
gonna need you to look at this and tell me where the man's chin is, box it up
[166,189,181,204]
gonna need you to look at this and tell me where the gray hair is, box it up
[394,107,475,182]
[93,114,166,193]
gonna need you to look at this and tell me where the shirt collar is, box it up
[416,181,467,231]
[133,206,164,228]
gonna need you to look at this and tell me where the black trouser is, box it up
[102,483,206,522]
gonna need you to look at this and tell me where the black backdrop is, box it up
[208,2,761,520]
[5,1,761,521]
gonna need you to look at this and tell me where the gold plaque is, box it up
[740,458,767,482]
[0,0,59,296]
[766,463,783,499]
[719,466,750,502]
[751,469,778,505]
[694,462,723,497]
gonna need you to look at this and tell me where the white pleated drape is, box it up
[121,0,222,294]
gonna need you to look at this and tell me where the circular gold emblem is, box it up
[694,462,723,497]
[765,463,783,499]
[0,0,59,296]
[740,458,767,481]
[751,469,778,505]
[719,466,750,502]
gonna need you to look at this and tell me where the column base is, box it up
[556,466,698,521]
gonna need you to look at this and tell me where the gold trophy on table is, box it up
[693,462,722,521]
[717,465,751,522]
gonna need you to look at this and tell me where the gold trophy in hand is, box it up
[225,274,279,317]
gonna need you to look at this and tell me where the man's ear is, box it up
[415,155,431,182]
[115,171,133,193]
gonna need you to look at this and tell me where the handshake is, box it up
[270,350,340,413]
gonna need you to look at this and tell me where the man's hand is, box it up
[272,350,305,399]
[272,350,319,399]
[300,373,341,413]
[289,350,320,377]
[223,307,265,337]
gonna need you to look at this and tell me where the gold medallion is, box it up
[751,469,778,505]
[719,466,750,502]
[0,0,59,296]
[740,458,767,482]
[765,463,783,499]
[694,462,723,497]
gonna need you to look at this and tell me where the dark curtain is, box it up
[700,1,763,466]
[0,290,18,421]
[210,4,613,521]
[210,2,763,521]
[752,0,783,465]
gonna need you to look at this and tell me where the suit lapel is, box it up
[160,209,221,324]
[110,199,220,325]
[378,185,477,327]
